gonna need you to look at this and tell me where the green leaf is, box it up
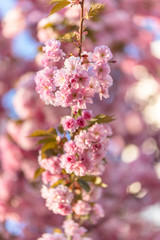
[91,114,115,124]
[48,0,67,4]
[49,1,70,15]
[58,32,76,43]
[41,148,58,159]
[41,142,57,153]
[78,179,90,192]
[29,128,57,138]
[81,175,96,182]
[47,128,57,135]
[83,114,115,130]
[29,129,50,137]
[50,179,65,188]
[57,125,64,134]
[33,167,45,180]
[37,137,57,145]
[87,3,105,20]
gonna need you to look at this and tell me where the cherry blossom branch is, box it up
[79,0,85,57]
[33,1,114,240]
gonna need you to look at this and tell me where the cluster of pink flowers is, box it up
[41,180,104,221]
[38,117,108,228]
[42,40,65,63]
[37,219,93,240]
[63,219,92,240]
[35,39,113,109]
[61,110,92,132]
[41,185,73,216]
[38,222,92,240]
[61,122,111,176]
[38,119,111,179]
[39,155,61,175]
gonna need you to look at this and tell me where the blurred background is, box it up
[0,0,160,239]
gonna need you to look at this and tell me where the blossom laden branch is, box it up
[33,0,115,239]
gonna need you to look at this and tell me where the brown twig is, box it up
[79,0,85,57]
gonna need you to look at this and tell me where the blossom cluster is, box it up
[39,117,110,219]
[35,40,113,109]
[38,219,93,240]
[41,179,104,219]
[61,122,111,176]
[39,120,111,178]
[61,110,93,132]
[41,185,73,216]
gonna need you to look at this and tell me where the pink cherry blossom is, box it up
[64,56,82,73]
[35,67,56,105]
[41,185,73,215]
[94,63,111,80]
[82,110,93,121]
[93,45,113,63]
[63,220,87,238]
[74,130,91,150]
[69,71,90,89]
[43,40,65,62]
[60,153,87,176]
[76,116,87,128]
[53,69,68,89]
[61,116,78,132]
[63,140,77,154]
[72,200,91,216]
[38,155,61,175]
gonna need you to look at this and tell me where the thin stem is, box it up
[79,0,85,57]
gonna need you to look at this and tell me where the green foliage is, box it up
[87,3,105,20]
[48,0,68,4]
[33,167,45,180]
[29,126,67,159]
[41,142,57,153]
[91,114,115,124]
[29,127,61,158]
[49,1,70,15]
[58,32,76,43]
[51,179,65,188]
[78,178,90,192]
[37,137,57,145]
[29,128,57,138]
[41,148,59,159]
[84,114,115,130]
[81,175,96,182]
[57,125,64,134]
